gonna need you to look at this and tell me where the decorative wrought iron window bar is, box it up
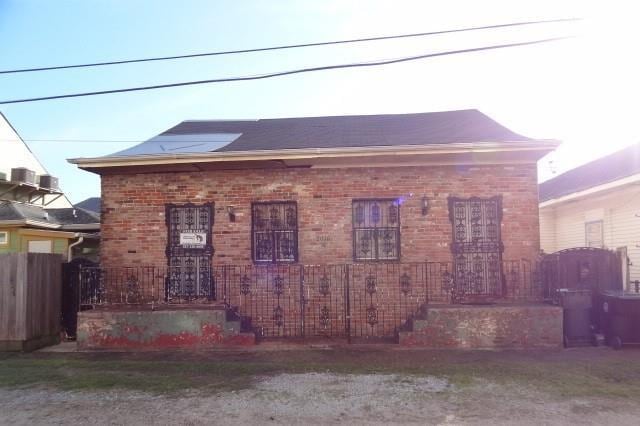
[251,201,298,263]
[165,202,214,301]
[352,199,401,262]
[448,196,504,298]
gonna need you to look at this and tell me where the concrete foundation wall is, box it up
[77,308,255,349]
[399,304,562,349]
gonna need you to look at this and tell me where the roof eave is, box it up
[540,172,640,208]
[60,223,101,231]
[0,219,62,229]
[69,139,560,171]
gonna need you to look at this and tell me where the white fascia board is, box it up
[0,219,27,227]
[24,220,62,229]
[68,140,560,169]
[0,219,61,229]
[61,223,100,231]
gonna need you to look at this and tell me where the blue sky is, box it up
[1,1,638,203]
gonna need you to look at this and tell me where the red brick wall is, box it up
[100,164,540,268]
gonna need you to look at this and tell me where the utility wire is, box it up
[0,18,579,75]
[0,36,571,105]
[3,139,224,143]
[1,139,159,143]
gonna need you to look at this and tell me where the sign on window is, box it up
[179,232,207,247]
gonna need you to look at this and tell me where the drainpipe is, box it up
[67,233,84,262]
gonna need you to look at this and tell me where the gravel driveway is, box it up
[2,372,640,425]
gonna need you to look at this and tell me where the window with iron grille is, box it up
[352,199,400,261]
[251,201,298,263]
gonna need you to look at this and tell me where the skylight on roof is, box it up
[108,133,242,157]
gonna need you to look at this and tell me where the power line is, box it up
[0,36,571,105]
[1,139,226,143]
[3,139,152,143]
[0,18,579,75]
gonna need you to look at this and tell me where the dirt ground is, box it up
[1,345,640,425]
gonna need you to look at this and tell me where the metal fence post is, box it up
[299,265,305,338]
[345,264,351,344]
[77,264,83,312]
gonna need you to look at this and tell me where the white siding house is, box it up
[539,144,640,289]
[0,112,99,258]
[0,112,71,208]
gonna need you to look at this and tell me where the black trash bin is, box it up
[557,289,594,347]
[594,290,640,349]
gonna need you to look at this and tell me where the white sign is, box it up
[180,232,206,246]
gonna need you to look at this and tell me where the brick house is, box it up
[69,110,562,349]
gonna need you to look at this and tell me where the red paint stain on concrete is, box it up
[222,333,256,346]
[81,321,255,349]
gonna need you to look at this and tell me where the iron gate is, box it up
[61,258,97,338]
[540,247,623,299]
[448,196,504,300]
[165,202,214,301]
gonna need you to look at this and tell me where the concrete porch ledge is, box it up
[399,303,562,349]
[77,308,255,350]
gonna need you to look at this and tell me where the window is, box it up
[0,231,7,245]
[352,199,400,261]
[28,240,52,253]
[585,220,604,248]
[251,201,298,263]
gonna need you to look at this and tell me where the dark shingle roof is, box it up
[0,201,48,222]
[75,197,101,214]
[47,208,100,225]
[0,201,99,226]
[539,143,640,202]
[110,110,532,157]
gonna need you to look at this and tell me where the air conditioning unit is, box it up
[10,167,36,185]
[38,174,59,190]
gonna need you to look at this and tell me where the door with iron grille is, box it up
[448,196,504,300]
[165,203,214,301]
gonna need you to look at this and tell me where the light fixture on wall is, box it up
[227,206,236,222]
[421,196,429,215]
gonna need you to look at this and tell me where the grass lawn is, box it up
[1,346,640,398]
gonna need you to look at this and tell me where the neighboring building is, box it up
[75,197,101,214]
[0,112,99,259]
[69,110,561,347]
[0,202,99,257]
[539,143,640,288]
[0,112,71,209]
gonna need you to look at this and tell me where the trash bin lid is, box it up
[599,290,640,299]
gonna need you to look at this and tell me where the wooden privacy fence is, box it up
[0,253,62,351]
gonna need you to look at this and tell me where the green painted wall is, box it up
[0,228,68,255]
[52,238,67,254]
[0,229,20,253]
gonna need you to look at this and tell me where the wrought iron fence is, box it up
[78,265,216,307]
[78,259,547,338]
